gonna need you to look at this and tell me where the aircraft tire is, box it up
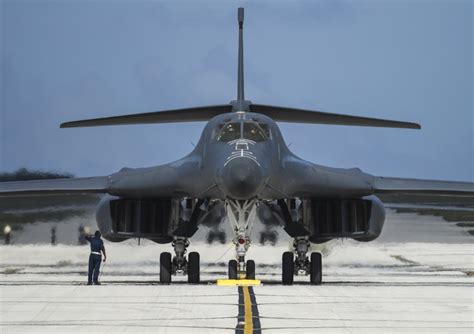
[310,252,322,285]
[228,259,238,279]
[246,260,255,279]
[187,252,200,284]
[207,231,215,244]
[160,252,172,284]
[282,251,294,285]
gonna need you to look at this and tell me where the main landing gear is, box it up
[282,237,322,285]
[160,237,200,284]
[226,199,257,279]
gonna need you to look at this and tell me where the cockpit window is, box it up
[214,121,271,142]
[216,122,241,142]
[243,122,268,142]
[258,123,271,138]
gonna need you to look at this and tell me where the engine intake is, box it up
[302,195,385,243]
[96,196,179,243]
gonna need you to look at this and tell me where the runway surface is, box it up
[1,209,473,333]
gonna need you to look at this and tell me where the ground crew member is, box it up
[85,230,107,285]
[50,226,56,245]
[78,225,87,245]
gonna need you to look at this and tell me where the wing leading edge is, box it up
[373,177,474,197]
[0,177,110,196]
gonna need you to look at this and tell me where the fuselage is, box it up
[181,111,373,200]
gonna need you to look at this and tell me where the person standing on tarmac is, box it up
[85,230,107,285]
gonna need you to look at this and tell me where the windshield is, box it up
[243,123,267,142]
[216,122,241,142]
[215,121,270,142]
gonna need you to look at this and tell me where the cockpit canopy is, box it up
[214,121,270,142]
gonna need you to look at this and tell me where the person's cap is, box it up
[95,230,101,237]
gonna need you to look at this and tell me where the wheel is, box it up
[187,252,200,284]
[228,259,238,279]
[160,252,172,284]
[207,231,215,244]
[246,260,255,279]
[269,231,277,246]
[217,231,226,244]
[282,251,294,285]
[310,252,322,285]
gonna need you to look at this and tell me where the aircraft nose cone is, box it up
[221,159,263,199]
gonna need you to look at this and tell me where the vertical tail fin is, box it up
[231,7,251,112]
[237,7,245,102]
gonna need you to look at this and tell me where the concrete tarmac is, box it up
[1,209,473,333]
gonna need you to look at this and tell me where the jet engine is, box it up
[96,195,180,243]
[301,195,385,243]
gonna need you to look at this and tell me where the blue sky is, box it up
[1,0,472,181]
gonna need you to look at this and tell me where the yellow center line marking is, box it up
[243,286,253,334]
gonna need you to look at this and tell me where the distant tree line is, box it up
[0,168,74,182]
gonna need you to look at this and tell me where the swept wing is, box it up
[0,177,109,196]
[372,177,474,197]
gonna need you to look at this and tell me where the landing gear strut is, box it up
[282,237,322,285]
[171,237,189,276]
[226,199,257,279]
[160,237,200,284]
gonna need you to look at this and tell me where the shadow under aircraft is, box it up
[1,8,473,285]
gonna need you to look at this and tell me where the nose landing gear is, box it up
[226,199,258,279]
[282,237,322,285]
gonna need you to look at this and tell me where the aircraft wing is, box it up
[373,177,474,197]
[0,161,203,199]
[0,177,110,196]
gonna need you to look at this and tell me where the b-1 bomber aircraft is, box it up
[1,8,473,285]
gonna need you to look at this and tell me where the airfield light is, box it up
[4,225,11,235]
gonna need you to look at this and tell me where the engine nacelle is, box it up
[96,195,180,243]
[302,195,385,243]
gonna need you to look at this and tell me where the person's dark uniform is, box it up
[85,231,106,285]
